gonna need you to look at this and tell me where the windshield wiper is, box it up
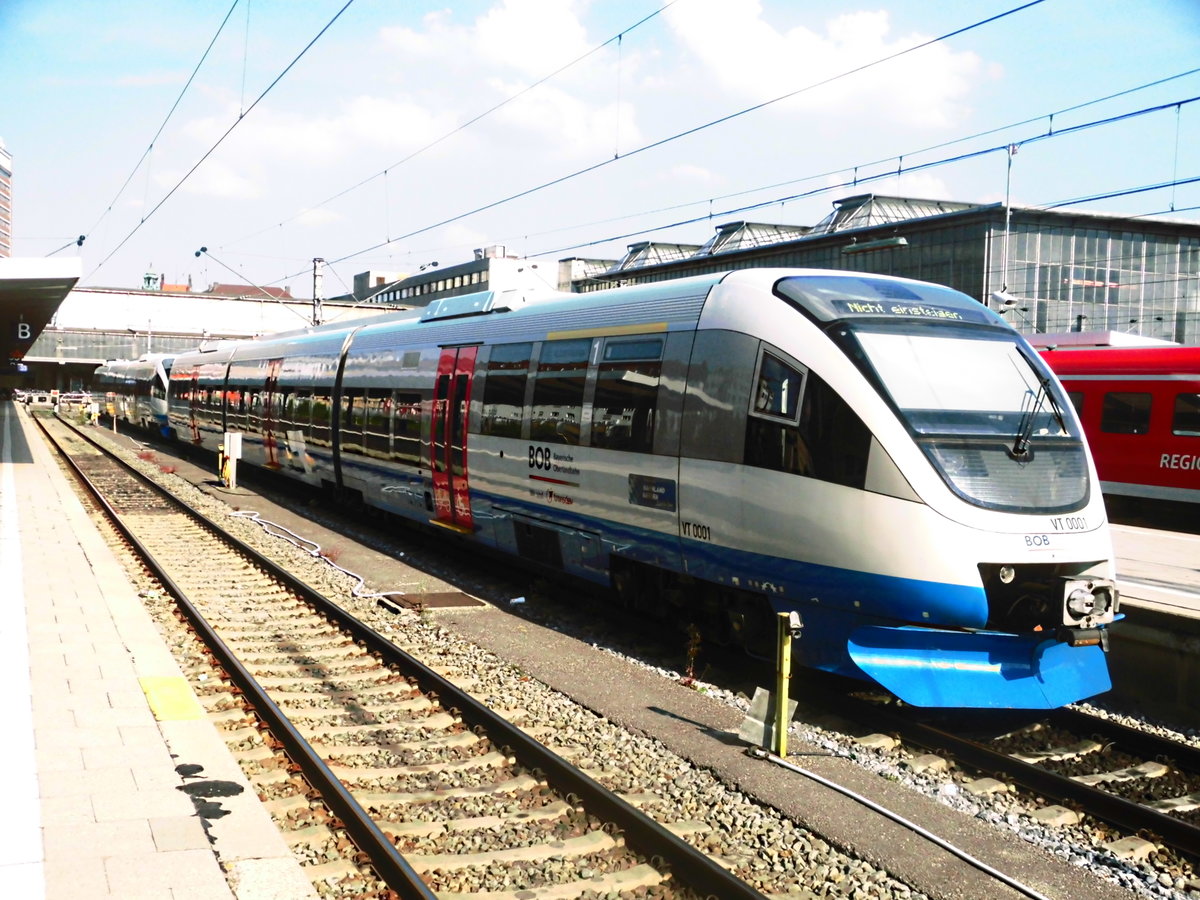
[1012,374,1051,458]
[1011,373,1064,459]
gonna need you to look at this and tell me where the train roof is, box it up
[1041,344,1200,376]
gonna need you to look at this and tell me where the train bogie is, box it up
[157,269,1119,709]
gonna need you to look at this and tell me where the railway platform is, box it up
[0,401,316,900]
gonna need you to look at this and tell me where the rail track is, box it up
[46,410,1200,897]
[825,690,1200,864]
[36,414,770,899]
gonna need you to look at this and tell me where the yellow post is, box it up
[774,611,793,757]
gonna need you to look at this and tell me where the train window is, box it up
[752,352,802,423]
[393,392,422,466]
[1066,391,1084,416]
[1101,392,1151,435]
[745,358,869,488]
[481,343,532,438]
[310,390,333,446]
[245,391,263,434]
[363,388,391,457]
[226,387,247,431]
[591,338,663,452]
[799,372,871,488]
[1173,393,1200,437]
[530,339,591,444]
[340,388,364,454]
[746,350,806,474]
[291,389,312,432]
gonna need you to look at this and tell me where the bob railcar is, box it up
[1041,345,1200,506]
[93,353,175,434]
[168,269,1119,709]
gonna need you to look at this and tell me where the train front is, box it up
[774,275,1119,709]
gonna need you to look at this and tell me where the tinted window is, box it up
[530,339,590,444]
[363,388,391,456]
[591,337,662,452]
[393,392,423,466]
[1173,392,1200,437]
[754,352,802,420]
[481,342,531,438]
[1101,392,1151,434]
[744,354,870,488]
[1067,391,1084,416]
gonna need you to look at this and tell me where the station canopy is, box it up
[0,257,81,370]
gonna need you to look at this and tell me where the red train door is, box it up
[262,357,283,469]
[430,347,477,531]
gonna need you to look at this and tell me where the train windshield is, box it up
[851,326,1088,512]
[853,331,1073,439]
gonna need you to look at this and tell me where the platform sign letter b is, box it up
[15,322,32,341]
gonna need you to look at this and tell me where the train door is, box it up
[430,346,477,531]
[262,358,283,469]
[187,371,202,444]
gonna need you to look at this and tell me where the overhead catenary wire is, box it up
[529,93,1200,260]
[87,0,357,282]
[275,0,1048,280]
[481,67,1200,253]
[222,1,681,251]
[78,0,243,247]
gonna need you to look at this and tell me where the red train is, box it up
[1041,346,1200,506]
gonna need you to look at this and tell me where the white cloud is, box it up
[664,0,980,129]
[295,208,344,228]
[491,80,638,159]
[472,0,592,76]
[668,163,719,185]
[166,160,260,199]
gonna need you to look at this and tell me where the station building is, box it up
[557,195,1200,347]
[6,192,1200,395]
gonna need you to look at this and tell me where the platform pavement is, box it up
[0,401,316,900]
[1111,523,1200,618]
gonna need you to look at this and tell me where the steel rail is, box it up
[835,693,1200,860]
[1050,707,1200,771]
[44,416,769,899]
[36,415,438,898]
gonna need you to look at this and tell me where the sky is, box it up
[1,0,1198,300]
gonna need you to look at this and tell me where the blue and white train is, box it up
[94,353,175,434]
[159,269,1118,709]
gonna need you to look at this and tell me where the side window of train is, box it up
[753,352,802,420]
[363,388,391,457]
[799,372,871,489]
[530,339,591,444]
[480,342,532,438]
[590,337,663,453]
[341,388,366,453]
[745,351,806,474]
[393,392,423,466]
[292,389,312,433]
[310,389,333,446]
[1100,392,1152,435]
[1173,392,1200,437]
[1066,391,1084,417]
[745,349,870,488]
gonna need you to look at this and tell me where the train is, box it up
[96,269,1121,709]
[93,353,174,434]
[1041,345,1200,509]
